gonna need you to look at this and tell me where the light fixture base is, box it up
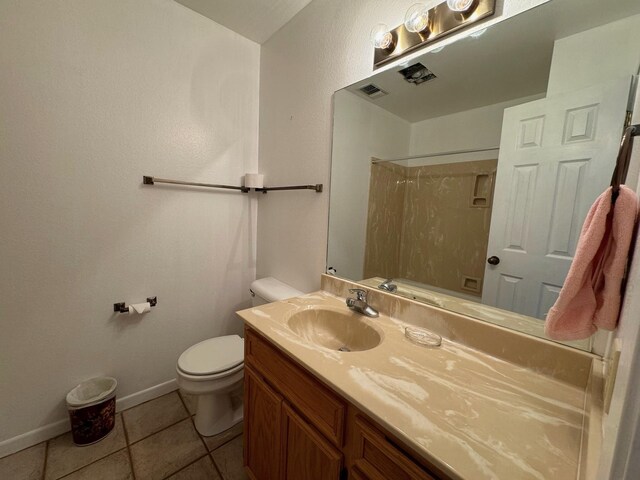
[373,0,495,69]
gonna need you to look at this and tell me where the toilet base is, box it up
[194,391,244,437]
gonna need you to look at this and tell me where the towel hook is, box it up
[610,124,639,204]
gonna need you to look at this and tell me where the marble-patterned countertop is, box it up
[237,291,587,480]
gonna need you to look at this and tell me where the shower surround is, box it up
[364,159,497,297]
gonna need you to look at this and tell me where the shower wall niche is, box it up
[363,158,497,297]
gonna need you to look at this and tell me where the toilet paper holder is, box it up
[113,296,157,314]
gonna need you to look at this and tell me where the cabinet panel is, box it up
[281,402,343,480]
[245,327,346,446]
[244,366,283,480]
[349,467,368,480]
[352,415,437,480]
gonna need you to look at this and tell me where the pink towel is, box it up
[545,186,638,340]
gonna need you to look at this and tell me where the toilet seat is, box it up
[177,335,244,377]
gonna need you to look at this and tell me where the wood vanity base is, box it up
[243,326,449,480]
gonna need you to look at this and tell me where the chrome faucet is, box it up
[378,278,397,292]
[346,289,379,318]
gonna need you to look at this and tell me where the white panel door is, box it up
[482,77,633,319]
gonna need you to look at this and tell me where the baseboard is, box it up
[115,379,178,412]
[0,418,70,459]
[0,379,178,459]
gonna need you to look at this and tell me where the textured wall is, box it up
[0,0,259,448]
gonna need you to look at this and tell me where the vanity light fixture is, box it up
[370,23,394,51]
[404,4,430,34]
[446,0,477,13]
[372,0,495,68]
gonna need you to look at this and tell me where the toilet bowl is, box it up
[176,277,302,437]
[176,335,245,436]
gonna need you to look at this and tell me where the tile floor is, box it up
[0,390,247,480]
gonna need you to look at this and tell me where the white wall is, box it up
[408,93,545,164]
[0,0,259,452]
[547,14,640,97]
[327,90,410,280]
[257,0,548,293]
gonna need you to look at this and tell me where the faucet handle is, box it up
[348,288,368,301]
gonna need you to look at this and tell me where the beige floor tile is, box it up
[211,436,247,480]
[202,422,243,452]
[166,455,221,480]
[45,414,126,480]
[58,449,132,480]
[122,391,188,443]
[0,442,46,480]
[178,390,197,416]
[129,419,206,480]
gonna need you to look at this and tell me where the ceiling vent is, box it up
[359,84,388,99]
[398,63,437,85]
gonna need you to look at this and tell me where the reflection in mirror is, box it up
[327,0,640,352]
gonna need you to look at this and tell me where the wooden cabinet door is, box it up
[244,366,283,480]
[351,415,437,480]
[281,402,343,480]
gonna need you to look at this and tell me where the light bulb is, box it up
[370,24,393,50]
[446,0,476,13]
[404,4,430,33]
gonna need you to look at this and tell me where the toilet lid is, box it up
[178,335,244,376]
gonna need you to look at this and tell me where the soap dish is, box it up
[405,326,442,347]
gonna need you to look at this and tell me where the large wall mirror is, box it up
[327,0,640,352]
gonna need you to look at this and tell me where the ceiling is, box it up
[175,0,312,44]
[346,0,640,123]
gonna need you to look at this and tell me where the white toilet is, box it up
[176,277,302,436]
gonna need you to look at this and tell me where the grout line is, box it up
[210,452,225,480]
[55,448,128,480]
[123,389,190,447]
[120,414,137,480]
[127,417,191,447]
[180,395,226,480]
[46,418,124,480]
[175,389,191,415]
[175,389,195,418]
[176,388,244,477]
[208,430,243,453]
[119,389,179,414]
[159,453,210,480]
[41,441,49,480]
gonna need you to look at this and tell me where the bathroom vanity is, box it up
[238,276,600,480]
[243,326,445,480]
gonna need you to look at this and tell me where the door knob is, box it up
[487,256,500,265]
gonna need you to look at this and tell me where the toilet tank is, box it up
[250,277,303,306]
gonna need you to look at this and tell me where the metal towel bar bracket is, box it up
[143,176,322,193]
